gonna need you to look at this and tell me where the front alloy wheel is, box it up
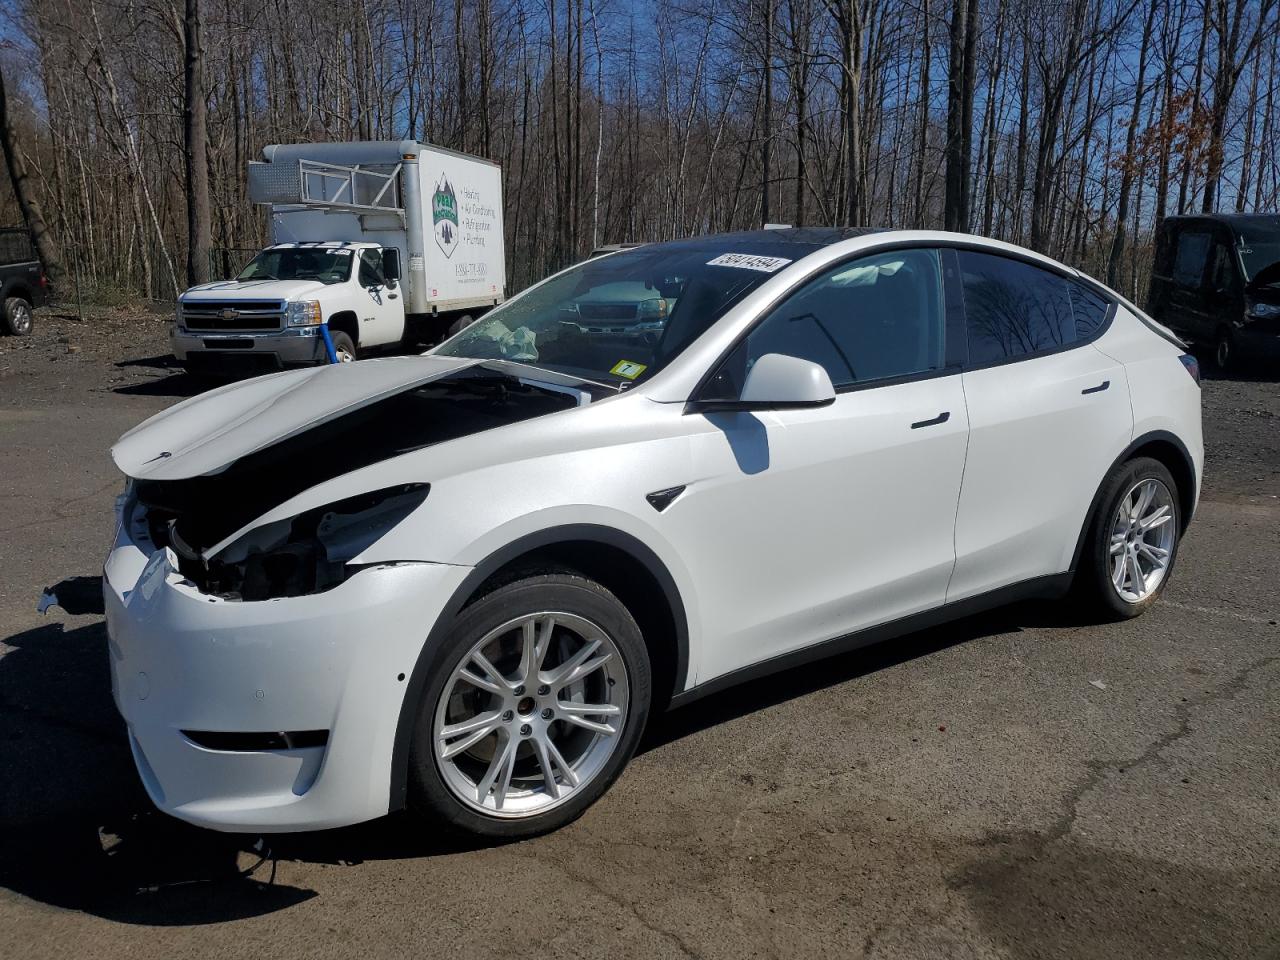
[433,612,629,817]
[410,573,651,838]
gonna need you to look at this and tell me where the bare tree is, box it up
[184,0,212,286]
[0,67,62,282]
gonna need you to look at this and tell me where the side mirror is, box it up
[691,353,836,412]
[381,248,402,283]
[740,353,837,407]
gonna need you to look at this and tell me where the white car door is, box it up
[666,248,971,683]
[355,247,406,346]
[947,249,1134,602]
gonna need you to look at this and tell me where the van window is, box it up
[958,251,1075,364]
[1234,222,1280,281]
[1210,242,1239,292]
[1171,232,1211,287]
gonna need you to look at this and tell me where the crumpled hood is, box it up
[181,278,330,301]
[112,355,480,481]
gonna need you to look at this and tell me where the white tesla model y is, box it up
[104,229,1202,838]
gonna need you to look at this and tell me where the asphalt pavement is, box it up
[1,311,1276,959]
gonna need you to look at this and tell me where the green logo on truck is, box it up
[433,176,460,259]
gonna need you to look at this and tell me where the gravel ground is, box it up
[0,308,1277,960]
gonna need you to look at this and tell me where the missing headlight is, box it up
[177,484,429,601]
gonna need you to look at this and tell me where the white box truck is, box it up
[172,140,505,372]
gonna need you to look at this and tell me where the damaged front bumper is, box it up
[104,493,471,833]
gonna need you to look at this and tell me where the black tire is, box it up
[446,314,475,338]
[2,296,33,336]
[408,572,651,839]
[1213,326,1234,372]
[1075,456,1182,621]
[329,330,357,363]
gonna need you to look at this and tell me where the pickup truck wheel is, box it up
[330,331,357,363]
[3,297,33,336]
[447,314,475,338]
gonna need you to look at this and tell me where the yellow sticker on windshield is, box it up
[610,360,648,379]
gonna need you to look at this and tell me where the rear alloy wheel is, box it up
[1078,457,1181,620]
[410,574,650,838]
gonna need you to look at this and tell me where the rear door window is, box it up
[1172,232,1211,288]
[958,251,1075,365]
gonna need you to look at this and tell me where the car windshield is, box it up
[435,242,801,385]
[1235,224,1280,281]
[237,248,353,285]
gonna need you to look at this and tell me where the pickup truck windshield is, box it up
[237,248,353,285]
[435,242,800,385]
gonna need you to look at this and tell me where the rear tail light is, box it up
[1178,353,1200,384]
[38,273,48,288]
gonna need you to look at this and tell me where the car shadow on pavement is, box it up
[0,618,321,923]
[0,596,514,925]
[641,599,1079,753]
[0,586,1079,926]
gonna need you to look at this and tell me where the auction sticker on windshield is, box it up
[706,253,792,273]
[610,360,648,379]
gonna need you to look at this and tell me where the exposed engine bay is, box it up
[133,368,580,600]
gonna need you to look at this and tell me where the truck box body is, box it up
[255,140,506,315]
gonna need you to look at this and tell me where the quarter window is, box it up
[704,249,946,397]
[959,251,1074,364]
[1069,284,1111,339]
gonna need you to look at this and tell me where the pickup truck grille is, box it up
[181,299,285,331]
[577,302,638,322]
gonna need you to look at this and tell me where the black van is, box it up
[1147,213,1280,370]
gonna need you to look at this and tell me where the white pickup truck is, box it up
[173,140,506,373]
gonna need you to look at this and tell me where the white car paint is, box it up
[947,343,1134,601]
[104,229,1203,833]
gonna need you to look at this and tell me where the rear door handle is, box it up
[1082,380,1110,395]
[911,411,951,429]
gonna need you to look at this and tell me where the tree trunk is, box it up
[943,0,977,232]
[1106,0,1157,285]
[0,69,63,284]
[913,0,931,224]
[184,0,212,287]
[762,0,773,224]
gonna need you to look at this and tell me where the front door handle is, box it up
[1082,380,1110,395]
[911,411,951,429]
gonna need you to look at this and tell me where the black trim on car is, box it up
[183,729,329,751]
[388,523,690,812]
[668,572,1075,709]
